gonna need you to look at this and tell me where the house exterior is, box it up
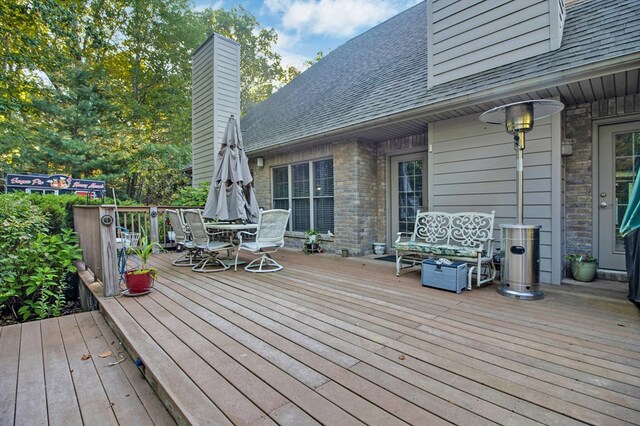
[194,0,640,285]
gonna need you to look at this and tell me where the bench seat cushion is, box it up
[394,241,483,258]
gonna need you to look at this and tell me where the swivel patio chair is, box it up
[166,209,202,267]
[182,209,234,273]
[234,209,291,272]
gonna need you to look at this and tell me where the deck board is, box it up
[15,321,47,426]
[0,312,175,426]
[4,248,638,425]
[107,249,637,425]
[40,318,83,426]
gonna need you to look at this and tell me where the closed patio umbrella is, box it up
[622,174,640,303]
[203,115,260,223]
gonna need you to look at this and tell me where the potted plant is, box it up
[565,254,598,282]
[123,238,163,294]
[303,229,322,254]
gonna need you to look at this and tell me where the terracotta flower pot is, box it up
[123,270,154,293]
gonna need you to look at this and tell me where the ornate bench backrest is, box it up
[413,211,453,244]
[413,210,495,249]
[449,211,495,248]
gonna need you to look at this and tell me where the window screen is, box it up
[272,159,334,233]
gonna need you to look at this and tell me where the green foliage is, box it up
[197,5,289,114]
[170,182,210,206]
[304,229,321,242]
[565,254,598,263]
[0,196,82,321]
[127,237,163,278]
[1,1,291,204]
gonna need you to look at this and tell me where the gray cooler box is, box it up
[422,259,468,293]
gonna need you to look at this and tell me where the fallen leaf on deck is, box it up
[81,354,91,360]
[99,351,112,358]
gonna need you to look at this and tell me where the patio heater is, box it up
[480,100,564,300]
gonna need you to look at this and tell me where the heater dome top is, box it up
[479,99,564,133]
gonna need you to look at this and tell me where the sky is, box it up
[193,0,420,70]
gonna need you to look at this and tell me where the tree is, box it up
[0,1,293,203]
[195,5,287,114]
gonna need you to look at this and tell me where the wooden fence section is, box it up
[73,205,202,297]
[0,312,175,426]
[98,249,640,425]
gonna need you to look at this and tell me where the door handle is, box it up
[600,201,608,208]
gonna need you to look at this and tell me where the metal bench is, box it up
[394,211,497,290]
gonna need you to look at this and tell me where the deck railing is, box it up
[73,205,202,297]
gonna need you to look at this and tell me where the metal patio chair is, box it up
[166,209,202,267]
[182,209,234,273]
[234,209,291,272]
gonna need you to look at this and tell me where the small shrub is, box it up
[170,182,209,206]
[0,195,83,321]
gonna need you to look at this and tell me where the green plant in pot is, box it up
[123,238,163,294]
[303,229,322,254]
[565,254,598,282]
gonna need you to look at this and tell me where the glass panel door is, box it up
[598,123,640,270]
[391,153,427,244]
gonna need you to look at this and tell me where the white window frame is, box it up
[272,158,334,232]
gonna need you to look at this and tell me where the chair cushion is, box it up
[394,241,483,258]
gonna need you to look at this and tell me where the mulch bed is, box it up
[0,300,84,327]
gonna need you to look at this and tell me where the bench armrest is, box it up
[395,232,412,244]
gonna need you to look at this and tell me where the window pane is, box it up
[272,167,289,199]
[292,164,309,197]
[314,197,334,233]
[314,159,334,197]
[273,199,289,210]
[292,199,310,231]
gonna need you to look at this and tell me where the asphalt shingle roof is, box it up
[241,0,640,152]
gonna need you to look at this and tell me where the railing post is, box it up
[99,205,120,296]
[149,206,160,253]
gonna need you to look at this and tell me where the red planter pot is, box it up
[123,270,154,294]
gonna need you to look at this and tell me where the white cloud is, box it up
[267,0,402,37]
[273,30,309,69]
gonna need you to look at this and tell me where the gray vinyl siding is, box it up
[427,0,565,88]
[429,113,562,284]
[191,34,241,186]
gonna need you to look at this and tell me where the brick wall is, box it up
[564,103,593,256]
[249,133,427,256]
[564,95,640,275]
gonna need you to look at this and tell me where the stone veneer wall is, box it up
[249,133,427,256]
[564,95,640,277]
[564,103,593,256]
[333,139,380,256]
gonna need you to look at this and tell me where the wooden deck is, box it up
[0,312,175,426]
[95,249,640,425]
[4,249,639,425]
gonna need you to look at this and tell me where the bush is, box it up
[0,195,83,321]
[170,182,209,206]
[2,192,100,233]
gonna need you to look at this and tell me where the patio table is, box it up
[205,222,258,261]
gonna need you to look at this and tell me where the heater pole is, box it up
[515,130,526,224]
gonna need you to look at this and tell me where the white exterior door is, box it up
[390,153,427,245]
[598,122,640,270]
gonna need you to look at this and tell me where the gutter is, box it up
[247,52,640,156]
